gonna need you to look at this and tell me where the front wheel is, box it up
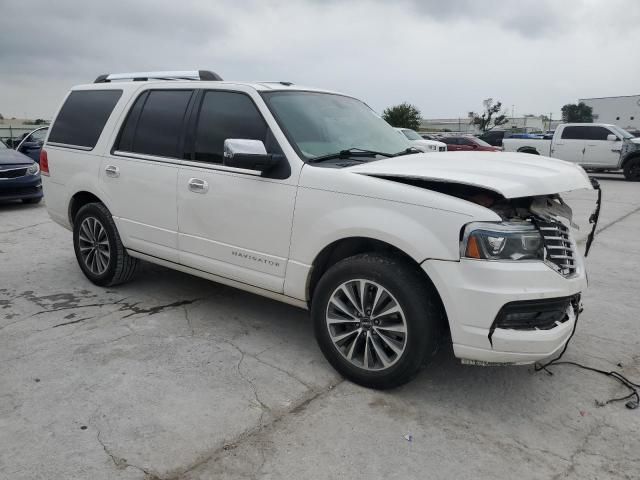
[623,158,640,181]
[73,202,138,286]
[312,254,443,389]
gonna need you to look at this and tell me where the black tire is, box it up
[623,157,640,181]
[22,197,42,204]
[73,202,138,286]
[312,253,443,389]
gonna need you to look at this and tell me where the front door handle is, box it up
[105,165,120,178]
[188,178,209,193]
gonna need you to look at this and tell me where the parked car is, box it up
[0,138,43,204]
[502,123,640,181]
[395,128,447,152]
[16,126,48,163]
[441,136,501,152]
[478,130,507,147]
[43,70,594,388]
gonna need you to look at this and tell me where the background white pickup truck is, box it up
[503,123,640,181]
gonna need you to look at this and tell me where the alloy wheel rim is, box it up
[78,217,111,275]
[325,279,407,371]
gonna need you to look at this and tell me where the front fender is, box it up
[289,187,482,266]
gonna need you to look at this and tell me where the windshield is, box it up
[474,137,493,147]
[401,129,422,140]
[261,91,410,160]
[610,125,635,139]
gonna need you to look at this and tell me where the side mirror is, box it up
[471,144,479,149]
[223,139,280,172]
[606,134,618,142]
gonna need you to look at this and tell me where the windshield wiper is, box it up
[391,147,423,157]
[308,148,394,164]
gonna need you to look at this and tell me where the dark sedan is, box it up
[0,140,43,204]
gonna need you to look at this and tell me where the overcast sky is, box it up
[1,0,639,120]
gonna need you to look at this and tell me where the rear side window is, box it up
[116,90,193,158]
[561,126,585,140]
[193,91,268,163]
[49,90,122,148]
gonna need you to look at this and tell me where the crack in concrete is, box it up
[97,429,162,479]
[51,316,95,328]
[1,220,53,234]
[550,421,604,480]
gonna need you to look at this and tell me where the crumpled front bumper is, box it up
[422,257,588,364]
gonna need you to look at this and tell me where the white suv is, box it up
[42,71,593,388]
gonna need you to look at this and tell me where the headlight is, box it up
[428,145,437,151]
[27,163,40,176]
[461,222,543,261]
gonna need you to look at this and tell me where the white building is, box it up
[579,95,640,132]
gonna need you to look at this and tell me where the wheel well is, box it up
[68,191,103,226]
[307,237,449,336]
[518,147,539,155]
[621,153,640,169]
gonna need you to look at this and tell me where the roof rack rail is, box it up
[94,70,223,83]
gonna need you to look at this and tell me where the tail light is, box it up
[40,149,49,176]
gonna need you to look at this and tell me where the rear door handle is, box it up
[105,165,120,178]
[188,178,209,193]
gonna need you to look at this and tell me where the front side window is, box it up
[117,90,193,158]
[49,90,122,148]
[261,91,409,160]
[193,91,268,163]
[583,126,613,141]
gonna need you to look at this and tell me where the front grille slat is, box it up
[0,167,28,179]
[537,220,577,277]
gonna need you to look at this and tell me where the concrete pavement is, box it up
[1,177,638,479]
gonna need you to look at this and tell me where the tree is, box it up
[382,102,422,130]
[561,102,593,123]
[468,98,508,132]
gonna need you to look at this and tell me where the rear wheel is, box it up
[623,158,640,181]
[73,202,138,286]
[312,254,443,389]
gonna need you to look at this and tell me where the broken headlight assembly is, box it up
[461,222,543,261]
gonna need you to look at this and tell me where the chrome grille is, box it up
[538,221,577,277]
[0,167,28,179]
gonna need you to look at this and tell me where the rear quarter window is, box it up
[48,90,122,149]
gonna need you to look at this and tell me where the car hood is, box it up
[347,151,592,198]
[0,148,33,166]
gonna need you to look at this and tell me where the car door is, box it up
[17,127,48,162]
[457,137,476,151]
[102,88,196,263]
[581,125,621,167]
[177,89,297,292]
[552,126,586,163]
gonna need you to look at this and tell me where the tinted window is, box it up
[49,90,122,148]
[441,137,457,144]
[561,126,585,140]
[458,137,474,145]
[193,91,268,163]
[583,126,613,141]
[118,90,193,158]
